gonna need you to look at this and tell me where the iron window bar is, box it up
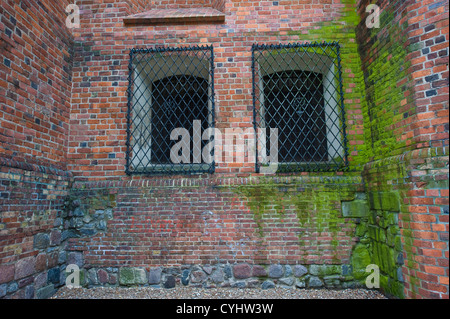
[126,45,215,175]
[251,41,349,173]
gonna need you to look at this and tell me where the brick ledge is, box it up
[71,174,364,190]
[0,156,73,179]
[123,8,225,25]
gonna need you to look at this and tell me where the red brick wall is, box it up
[67,0,359,179]
[66,177,362,269]
[405,0,449,151]
[211,0,225,12]
[0,0,448,299]
[151,0,213,9]
[64,0,448,299]
[0,158,71,298]
[357,0,449,299]
[402,150,449,299]
[64,0,369,284]
[0,0,73,298]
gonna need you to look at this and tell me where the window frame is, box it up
[251,41,349,173]
[125,45,216,176]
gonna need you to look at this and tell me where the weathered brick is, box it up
[0,0,447,301]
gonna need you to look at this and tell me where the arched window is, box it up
[263,70,327,162]
[252,42,348,172]
[150,75,209,164]
[126,46,215,175]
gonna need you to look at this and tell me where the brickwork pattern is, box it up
[0,0,448,299]
[65,176,362,268]
[68,0,363,179]
[0,160,71,298]
[357,0,449,299]
[0,0,73,170]
[0,0,73,299]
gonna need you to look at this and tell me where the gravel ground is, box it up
[51,286,387,299]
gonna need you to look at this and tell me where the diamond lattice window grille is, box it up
[251,42,349,173]
[126,45,215,175]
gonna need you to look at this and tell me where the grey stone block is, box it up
[164,276,176,289]
[231,281,246,288]
[295,279,306,288]
[15,256,35,280]
[88,268,98,285]
[36,284,55,299]
[148,267,162,285]
[224,264,232,278]
[284,265,293,277]
[135,268,147,285]
[293,265,308,277]
[308,276,323,288]
[0,284,7,297]
[34,272,47,289]
[181,269,190,285]
[261,280,275,289]
[279,277,294,286]
[268,264,283,278]
[7,282,18,294]
[48,267,61,285]
[67,252,84,267]
[190,270,207,283]
[34,233,50,250]
[202,265,213,275]
[211,269,224,283]
[25,285,34,299]
[72,207,84,217]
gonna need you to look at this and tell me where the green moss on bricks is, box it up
[355,223,368,237]
[360,5,414,160]
[369,192,400,212]
[234,185,286,235]
[342,199,370,217]
[231,181,358,262]
[351,244,371,281]
[86,193,117,213]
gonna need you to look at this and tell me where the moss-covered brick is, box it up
[351,244,371,281]
[342,199,370,218]
[369,192,400,212]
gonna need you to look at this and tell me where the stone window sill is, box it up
[123,8,225,25]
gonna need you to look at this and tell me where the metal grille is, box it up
[251,42,348,172]
[126,45,215,175]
